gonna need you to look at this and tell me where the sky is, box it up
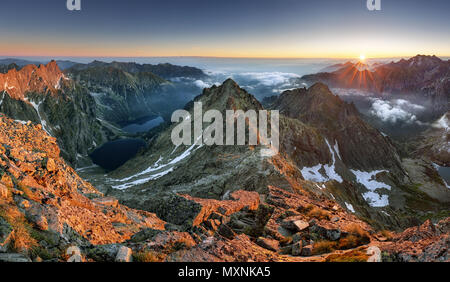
[0,0,449,58]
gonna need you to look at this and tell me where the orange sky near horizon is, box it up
[1,1,448,60]
[1,39,449,59]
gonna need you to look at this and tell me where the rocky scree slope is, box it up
[0,114,165,261]
[0,112,447,262]
[0,113,386,262]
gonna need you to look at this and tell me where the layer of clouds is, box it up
[369,98,425,124]
[193,80,212,89]
[187,71,303,99]
[236,72,300,86]
[332,88,374,97]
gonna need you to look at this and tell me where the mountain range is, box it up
[0,59,207,166]
[0,58,448,262]
[301,55,449,116]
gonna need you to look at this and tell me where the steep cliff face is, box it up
[0,61,117,166]
[413,112,450,166]
[270,83,405,178]
[0,61,63,101]
[66,66,170,124]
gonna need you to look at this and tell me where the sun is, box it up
[359,54,366,61]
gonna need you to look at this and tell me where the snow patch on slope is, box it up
[300,139,343,183]
[345,202,355,213]
[26,99,52,135]
[432,114,449,131]
[333,140,342,160]
[111,137,204,189]
[351,169,391,207]
[112,167,174,190]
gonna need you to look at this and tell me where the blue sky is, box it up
[0,0,449,57]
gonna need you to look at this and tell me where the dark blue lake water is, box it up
[90,138,146,171]
[437,165,450,184]
[121,116,164,134]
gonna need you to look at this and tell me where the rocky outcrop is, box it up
[0,115,165,261]
[381,218,449,262]
[115,246,133,262]
[181,191,260,227]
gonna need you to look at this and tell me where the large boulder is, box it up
[310,223,341,241]
[301,245,313,257]
[367,246,382,262]
[92,197,119,208]
[281,218,309,232]
[256,237,280,252]
[143,194,203,228]
[292,241,303,256]
[0,253,31,262]
[85,244,122,262]
[217,224,236,240]
[115,246,133,262]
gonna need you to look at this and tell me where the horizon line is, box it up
[1,54,449,61]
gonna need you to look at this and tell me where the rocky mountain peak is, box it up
[273,82,357,126]
[408,54,442,65]
[192,78,263,113]
[222,78,239,87]
[43,60,61,76]
[0,61,64,100]
[271,83,405,177]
